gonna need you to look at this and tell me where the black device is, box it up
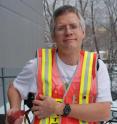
[24,92,35,108]
[62,104,71,116]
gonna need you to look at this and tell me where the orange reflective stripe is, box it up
[37,48,43,96]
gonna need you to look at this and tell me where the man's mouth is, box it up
[63,39,76,42]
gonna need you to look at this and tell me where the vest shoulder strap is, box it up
[97,59,99,71]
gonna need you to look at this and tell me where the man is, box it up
[7,5,112,124]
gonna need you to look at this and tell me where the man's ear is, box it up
[82,30,85,40]
[83,30,85,36]
[51,38,56,48]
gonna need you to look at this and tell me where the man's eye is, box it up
[70,25,78,29]
[56,26,64,31]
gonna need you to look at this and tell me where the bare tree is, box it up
[74,0,89,49]
[103,0,117,69]
[43,0,53,43]
[90,0,99,54]
[76,0,100,53]
[78,0,89,19]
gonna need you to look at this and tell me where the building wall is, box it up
[0,0,45,68]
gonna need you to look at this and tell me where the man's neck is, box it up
[57,49,80,66]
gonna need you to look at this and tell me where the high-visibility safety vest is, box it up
[33,48,98,124]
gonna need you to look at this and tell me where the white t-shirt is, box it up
[13,53,112,102]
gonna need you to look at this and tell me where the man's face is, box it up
[52,12,85,52]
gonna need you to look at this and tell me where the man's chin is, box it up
[63,45,80,51]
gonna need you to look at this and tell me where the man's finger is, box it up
[33,100,42,106]
[39,95,46,100]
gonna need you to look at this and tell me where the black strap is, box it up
[97,59,99,71]
[24,109,31,124]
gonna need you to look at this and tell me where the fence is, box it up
[0,68,21,115]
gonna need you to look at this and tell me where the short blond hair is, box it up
[50,5,85,36]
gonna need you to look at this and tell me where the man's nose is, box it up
[65,26,73,35]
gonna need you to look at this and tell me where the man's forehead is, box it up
[55,12,80,20]
[54,13,80,25]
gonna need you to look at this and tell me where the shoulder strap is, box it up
[97,59,99,71]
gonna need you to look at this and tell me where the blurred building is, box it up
[0,0,45,68]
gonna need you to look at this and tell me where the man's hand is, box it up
[32,95,60,119]
[7,108,25,124]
